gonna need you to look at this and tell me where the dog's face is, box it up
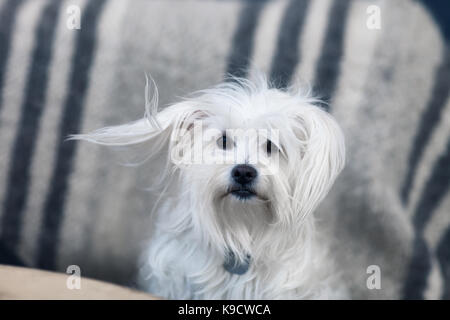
[164,79,346,258]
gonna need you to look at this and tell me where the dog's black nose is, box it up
[231,165,257,185]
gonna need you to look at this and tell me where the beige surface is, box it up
[0,265,158,300]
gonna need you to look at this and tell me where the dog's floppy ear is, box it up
[70,99,210,192]
[290,104,345,220]
[70,102,209,160]
[70,73,210,167]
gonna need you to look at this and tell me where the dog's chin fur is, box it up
[72,74,347,299]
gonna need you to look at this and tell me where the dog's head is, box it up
[74,75,345,263]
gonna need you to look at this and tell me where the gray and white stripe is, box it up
[0,0,448,299]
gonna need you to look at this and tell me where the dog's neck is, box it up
[154,185,311,275]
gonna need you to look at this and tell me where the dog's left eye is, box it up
[217,134,232,150]
[265,139,279,155]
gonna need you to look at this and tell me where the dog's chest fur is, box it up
[138,205,346,299]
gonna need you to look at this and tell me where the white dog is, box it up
[73,74,346,299]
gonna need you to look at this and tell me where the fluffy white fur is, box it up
[72,74,346,299]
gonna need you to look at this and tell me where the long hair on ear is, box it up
[289,103,346,223]
[69,75,173,187]
[69,75,215,189]
[70,74,164,147]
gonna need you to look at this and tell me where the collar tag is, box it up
[223,250,251,275]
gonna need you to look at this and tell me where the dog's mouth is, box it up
[227,186,259,200]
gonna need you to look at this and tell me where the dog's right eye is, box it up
[217,134,232,150]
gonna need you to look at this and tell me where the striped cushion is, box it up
[0,0,448,299]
